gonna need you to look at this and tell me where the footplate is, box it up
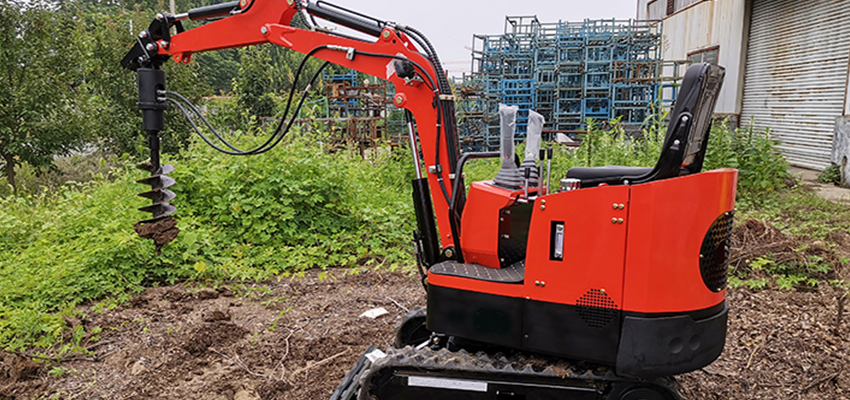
[429,260,524,283]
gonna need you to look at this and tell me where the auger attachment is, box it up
[136,162,176,222]
[133,67,179,253]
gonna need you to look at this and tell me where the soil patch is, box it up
[1,270,424,400]
[133,216,180,253]
[678,285,849,399]
[1,269,848,399]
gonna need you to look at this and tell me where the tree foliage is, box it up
[0,2,91,194]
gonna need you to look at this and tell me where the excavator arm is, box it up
[123,0,463,263]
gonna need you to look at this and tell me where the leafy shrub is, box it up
[817,164,841,184]
[171,133,414,272]
[0,152,126,198]
[704,121,789,194]
[0,132,414,349]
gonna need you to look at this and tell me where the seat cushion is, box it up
[566,166,653,183]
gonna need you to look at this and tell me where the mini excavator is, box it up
[122,1,736,399]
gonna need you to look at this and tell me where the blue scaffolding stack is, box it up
[322,69,360,112]
[458,16,678,149]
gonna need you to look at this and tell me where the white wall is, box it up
[636,0,650,20]
[648,0,666,20]
[845,61,850,116]
[660,0,748,117]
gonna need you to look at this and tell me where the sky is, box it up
[325,0,639,76]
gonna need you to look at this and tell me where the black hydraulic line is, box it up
[165,45,330,155]
[400,26,461,177]
[167,58,331,155]
[411,178,440,267]
[306,0,384,37]
[170,46,439,157]
[186,1,239,21]
[401,26,452,93]
[440,101,460,173]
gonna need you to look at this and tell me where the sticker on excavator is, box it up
[406,376,489,392]
[365,348,387,362]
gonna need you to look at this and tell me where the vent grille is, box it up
[700,211,734,292]
[576,289,618,328]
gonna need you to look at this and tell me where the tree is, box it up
[70,6,209,157]
[0,2,90,195]
[235,44,276,118]
[195,49,240,94]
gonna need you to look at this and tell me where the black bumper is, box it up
[616,302,728,378]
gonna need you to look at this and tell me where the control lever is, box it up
[523,167,531,200]
[520,110,544,187]
[493,104,522,189]
[538,148,546,196]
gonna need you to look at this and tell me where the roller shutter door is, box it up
[740,0,850,170]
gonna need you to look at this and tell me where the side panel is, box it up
[622,169,737,313]
[427,285,523,349]
[460,182,522,269]
[524,185,631,307]
[523,300,620,365]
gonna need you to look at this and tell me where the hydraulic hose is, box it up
[167,53,331,155]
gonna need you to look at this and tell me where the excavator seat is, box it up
[566,63,726,187]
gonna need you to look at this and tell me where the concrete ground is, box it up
[788,166,850,203]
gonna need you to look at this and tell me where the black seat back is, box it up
[565,63,726,187]
[633,63,726,184]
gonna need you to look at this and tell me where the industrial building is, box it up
[638,0,850,170]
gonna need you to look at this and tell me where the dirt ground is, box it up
[1,269,848,400]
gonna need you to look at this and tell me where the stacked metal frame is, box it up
[458,17,678,150]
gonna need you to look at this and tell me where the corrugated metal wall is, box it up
[648,0,666,20]
[660,0,747,115]
[741,0,850,170]
[674,0,702,11]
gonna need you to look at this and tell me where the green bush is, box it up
[171,133,414,272]
[704,120,789,194]
[0,133,414,349]
[817,164,841,184]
